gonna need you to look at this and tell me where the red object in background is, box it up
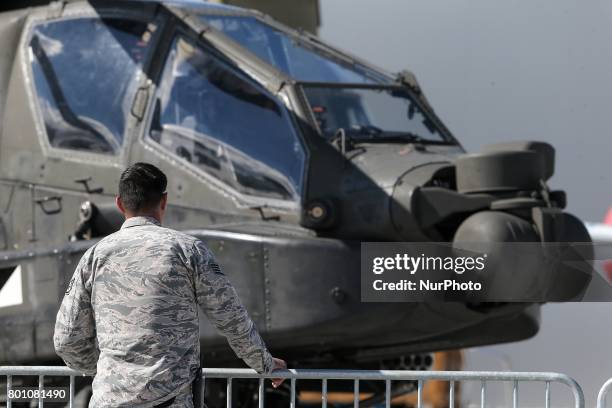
[604,260,612,281]
[605,207,612,226]
[603,207,612,281]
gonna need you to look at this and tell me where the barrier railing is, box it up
[0,366,77,408]
[598,378,612,408]
[0,366,585,407]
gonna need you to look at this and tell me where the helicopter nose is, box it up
[452,209,593,302]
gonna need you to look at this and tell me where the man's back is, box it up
[55,216,273,407]
[91,217,200,406]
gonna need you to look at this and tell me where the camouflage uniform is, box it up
[54,216,273,407]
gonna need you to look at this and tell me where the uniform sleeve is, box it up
[54,248,99,375]
[192,240,273,374]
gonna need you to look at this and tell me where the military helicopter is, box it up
[0,0,592,406]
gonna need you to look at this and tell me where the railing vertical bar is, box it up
[226,378,232,408]
[38,374,44,408]
[201,374,206,406]
[69,376,75,408]
[7,375,12,408]
[385,379,391,408]
[449,380,455,408]
[513,380,518,408]
[480,380,486,408]
[417,380,423,408]
[545,381,550,408]
[597,379,612,408]
[258,378,264,408]
[322,378,327,408]
[354,378,359,408]
[290,378,296,408]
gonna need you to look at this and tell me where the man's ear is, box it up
[116,195,126,215]
[160,193,168,211]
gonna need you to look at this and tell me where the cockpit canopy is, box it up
[199,13,449,143]
[202,15,390,84]
[24,1,454,208]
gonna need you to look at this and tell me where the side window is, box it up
[29,18,156,154]
[149,36,305,200]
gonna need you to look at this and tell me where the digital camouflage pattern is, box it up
[54,216,273,407]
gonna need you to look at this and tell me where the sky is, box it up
[319,0,612,222]
[318,2,612,406]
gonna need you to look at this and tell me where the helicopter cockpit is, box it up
[25,1,456,215]
[200,13,452,145]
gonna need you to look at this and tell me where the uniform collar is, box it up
[120,216,161,229]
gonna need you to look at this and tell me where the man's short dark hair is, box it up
[119,163,167,213]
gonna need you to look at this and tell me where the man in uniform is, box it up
[54,162,286,407]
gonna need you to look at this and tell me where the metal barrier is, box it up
[0,366,585,407]
[0,366,77,408]
[598,378,612,408]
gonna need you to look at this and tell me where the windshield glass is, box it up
[149,37,305,200]
[200,15,390,84]
[303,85,448,143]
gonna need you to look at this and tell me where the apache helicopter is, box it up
[0,0,592,406]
